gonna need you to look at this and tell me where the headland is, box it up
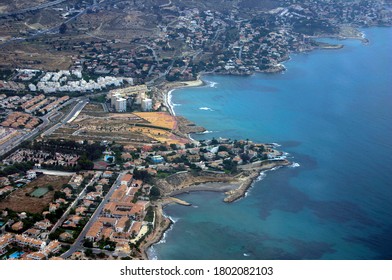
[140,79,291,259]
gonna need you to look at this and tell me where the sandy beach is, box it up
[162,77,205,116]
[138,76,291,259]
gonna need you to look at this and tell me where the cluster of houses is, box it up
[0,233,61,260]
[0,81,25,92]
[0,93,69,115]
[292,0,391,25]
[3,149,80,168]
[115,139,280,175]
[37,74,132,94]
[0,209,62,260]
[0,93,70,153]
[69,41,157,82]
[85,173,150,255]
[11,69,134,94]
[0,171,94,259]
[55,172,108,240]
[0,112,40,130]
[0,170,36,199]
[1,68,134,94]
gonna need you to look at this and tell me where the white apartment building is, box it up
[114,97,127,112]
[141,98,152,112]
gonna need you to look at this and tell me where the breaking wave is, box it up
[199,107,214,111]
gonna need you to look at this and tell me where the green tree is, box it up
[84,248,94,258]
[83,239,93,248]
[78,155,94,170]
[149,186,160,200]
[59,23,67,34]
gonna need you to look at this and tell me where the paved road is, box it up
[0,98,87,157]
[41,98,88,137]
[64,99,89,123]
[0,0,66,17]
[34,169,76,176]
[61,172,126,258]
[49,172,102,236]
[0,126,41,157]
[0,0,108,47]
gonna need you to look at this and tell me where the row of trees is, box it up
[17,140,106,171]
[0,161,34,176]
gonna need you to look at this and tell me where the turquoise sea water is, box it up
[151,27,392,260]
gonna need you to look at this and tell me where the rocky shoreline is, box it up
[140,75,292,260]
[140,159,290,259]
[140,202,172,260]
[224,160,290,203]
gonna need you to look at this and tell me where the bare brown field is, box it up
[0,175,71,213]
[0,43,73,70]
[48,105,189,145]
[134,112,177,130]
[0,0,47,13]
[80,103,105,116]
[49,110,156,145]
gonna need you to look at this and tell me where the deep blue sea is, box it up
[150,28,392,260]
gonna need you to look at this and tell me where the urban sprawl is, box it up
[1,0,391,260]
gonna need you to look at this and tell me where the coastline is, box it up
[142,74,292,260]
[162,77,205,116]
[140,202,172,260]
[141,161,291,259]
[139,26,392,256]
[224,159,290,203]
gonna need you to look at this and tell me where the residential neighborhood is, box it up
[0,135,288,259]
[0,0,391,265]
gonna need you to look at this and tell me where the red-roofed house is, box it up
[121,174,133,186]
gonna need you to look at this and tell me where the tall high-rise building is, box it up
[141,98,152,112]
[111,93,121,106]
[114,97,127,112]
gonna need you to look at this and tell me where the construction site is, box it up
[47,103,190,146]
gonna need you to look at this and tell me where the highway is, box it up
[41,98,88,137]
[0,98,88,157]
[61,172,126,259]
[0,125,41,157]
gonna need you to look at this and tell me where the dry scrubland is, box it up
[0,175,71,213]
[49,104,188,145]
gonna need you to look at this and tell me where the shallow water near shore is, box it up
[150,27,392,260]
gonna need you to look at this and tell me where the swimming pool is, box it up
[8,251,23,259]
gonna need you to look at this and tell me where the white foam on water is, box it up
[167,89,176,116]
[289,162,300,168]
[198,130,217,134]
[204,80,218,88]
[199,107,214,111]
